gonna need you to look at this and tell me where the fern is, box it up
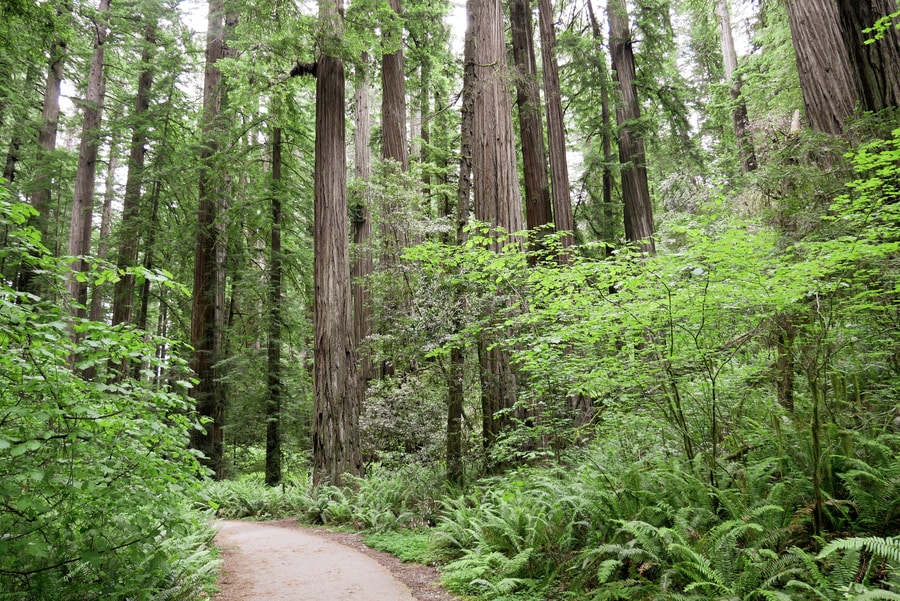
[819,536,900,565]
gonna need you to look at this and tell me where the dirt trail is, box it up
[213,520,458,601]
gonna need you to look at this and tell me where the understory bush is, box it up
[0,197,219,600]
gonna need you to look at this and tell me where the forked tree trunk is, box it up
[265,125,283,487]
[312,0,362,486]
[509,0,552,238]
[608,0,654,253]
[112,23,156,327]
[538,0,573,249]
[67,0,111,316]
[715,0,757,173]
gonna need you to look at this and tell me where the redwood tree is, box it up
[608,0,654,253]
[312,0,362,486]
[715,0,757,173]
[538,0,573,247]
[509,0,552,235]
[190,0,230,478]
[469,0,523,464]
[67,0,111,314]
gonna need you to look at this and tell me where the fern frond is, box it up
[819,536,900,565]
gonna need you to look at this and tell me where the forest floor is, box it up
[212,519,461,601]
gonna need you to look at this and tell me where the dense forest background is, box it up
[1,0,899,599]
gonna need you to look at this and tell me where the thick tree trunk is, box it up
[715,0,757,173]
[67,0,110,315]
[352,56,374,388]
[112,24,155,327]
[785,0,860,135]
[471,0,523,234]
[608,0,654,253]
[191,0,229,479]
[381,0,408,171]
[509,0,552,237]
[265,126,283,487]
[470,0,522,468]
[313,0,362,486]
[538,0,573,249]
[836,0,900,113]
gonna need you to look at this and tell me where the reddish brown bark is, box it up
[608,0,654,253]
[312,0,362,486]
[190,0,229,479]
[509,0,552,235]
[538,0,573,249]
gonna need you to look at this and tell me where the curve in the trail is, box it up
[213,520,418,601]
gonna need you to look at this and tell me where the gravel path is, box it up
[213,519,461,601]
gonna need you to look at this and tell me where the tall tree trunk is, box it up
[191,0,229,479]
[785,0,860,135]
[312,0,363,486]
[715,0,757,173]
[136,180,160,334]
[382,0,408,171]
[538,0,573,249]
[608,0,654,253]
[447,24,476,486]
[509,0,553,238]
[470,0,522,468]
[586,0,616,254]
[28,8,67,243]
[265,125,283,487]
[352,55,374,387]
[112,23,155,327]
[67,0,110,316]
[89,145,117,323]
[836,0,900,113]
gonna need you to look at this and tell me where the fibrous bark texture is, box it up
[191,0,228,479]
[469,0,522,466]
[785,0,862,135]
[509,0,552,235]
[381,0,408,170]
[836,0,900,113]
[266,126,283,487]
[313,0,362,486]
[538,0,573,248]
[608,0,654,253]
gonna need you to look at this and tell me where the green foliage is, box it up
[364,530,436,564]
[201,473,312,519]
[0,195,216,600]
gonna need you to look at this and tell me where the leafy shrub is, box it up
[0,196,216,599]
